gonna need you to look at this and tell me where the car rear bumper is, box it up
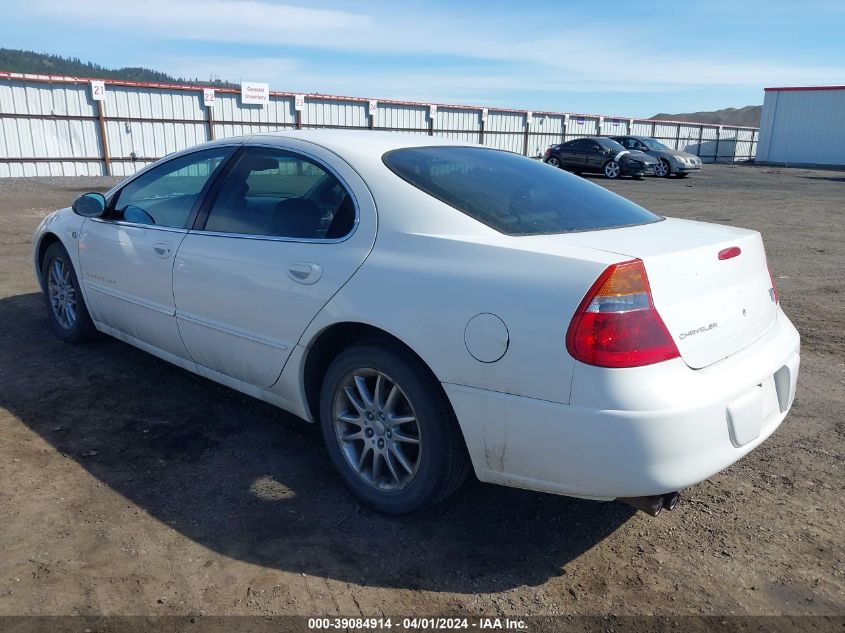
[444,308,799,500]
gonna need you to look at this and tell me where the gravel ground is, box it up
[0,165,843,619]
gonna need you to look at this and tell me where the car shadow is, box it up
[799,175,845,183]
[0,291,633,593]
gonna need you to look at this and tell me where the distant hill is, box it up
[649,105,762,128]
[0,48,236,88]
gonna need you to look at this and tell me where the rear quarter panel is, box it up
[297,174,623,405]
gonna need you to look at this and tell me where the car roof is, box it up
[252,129,475,155]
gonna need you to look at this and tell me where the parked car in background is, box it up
[611,135,702,178]
[34,131,799,517]
[543,137,658,180]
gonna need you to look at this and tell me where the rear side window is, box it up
[382,147,661,236]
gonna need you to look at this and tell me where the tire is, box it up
[545,156,561,168]
[603,160,621,179]
[319,340,470,514]
[41,241,99,343]
[655,159,671,178]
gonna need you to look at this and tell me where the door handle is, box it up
[153,242,173,258]
[288,262,322,285]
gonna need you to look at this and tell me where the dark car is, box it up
[543,137,658,179]
[611,135,702,178]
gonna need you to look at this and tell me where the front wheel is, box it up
[41,242,98,343]
[603,160,621,179]
[655,159,671,178]
[319,341,470,514]
[545,156,561,168]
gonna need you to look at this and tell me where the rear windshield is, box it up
[382,146,661,236]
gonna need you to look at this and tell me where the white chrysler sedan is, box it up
[33,131,800,516]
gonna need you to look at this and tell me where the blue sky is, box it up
[1,0,844,117]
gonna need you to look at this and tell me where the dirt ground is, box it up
[0,165,843,619]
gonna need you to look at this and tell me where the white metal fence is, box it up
[0,72,759,178]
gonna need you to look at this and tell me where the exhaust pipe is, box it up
[662,491,681,511]
[618,492,680,517]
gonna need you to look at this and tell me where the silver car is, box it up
[611,135,702,178]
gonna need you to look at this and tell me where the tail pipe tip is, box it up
[619,492,681,517]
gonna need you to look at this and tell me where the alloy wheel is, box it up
[604,161,621,179]
[655,160,670,177]
[547,156,560,168]
[47,257,77,329]
[333,369,422,491]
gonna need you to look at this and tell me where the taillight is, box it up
[566,259,680,368]
[768,265,779,304]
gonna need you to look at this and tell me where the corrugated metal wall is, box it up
[756,88,844,166]
[0,72,759,177]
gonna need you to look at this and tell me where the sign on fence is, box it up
[241,82,269,105]
[203,89,215,107]
[368,100,378,116]
[294,94,305,111]
[90,80,105,101]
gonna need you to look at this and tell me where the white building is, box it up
[756,86,845,167]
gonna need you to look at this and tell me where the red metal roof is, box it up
[764,85,845,92]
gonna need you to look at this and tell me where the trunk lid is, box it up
[534,218,778,369]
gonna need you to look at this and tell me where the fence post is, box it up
[522,114,529,156]
[732,128,739,162]
[206,99,215,141]
[96,99,111,176]
[696,125,703,156]
[562,114,568,143]
[714,126,722,164]
[674,123,681,150]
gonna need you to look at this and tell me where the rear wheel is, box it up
[545,156,561,168]
[655,159,671,178]
[603,160,621,179]
[41,242,98,343]
[319,341,470,514]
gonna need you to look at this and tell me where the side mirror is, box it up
[72,192,107,218]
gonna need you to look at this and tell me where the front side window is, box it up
[596,138,627,152]
[112,147,233,228]
[566,139,592,150]
[203,147,355,240]
[642,138,670,151]
[383,146,661,236]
